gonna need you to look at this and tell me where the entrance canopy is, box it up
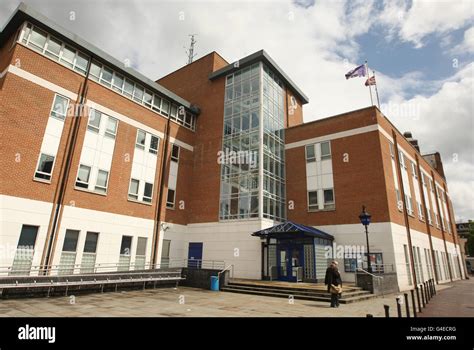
[252,221,334,241]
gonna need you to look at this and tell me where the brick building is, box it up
[0,3,465,292]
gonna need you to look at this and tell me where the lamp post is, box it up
[359,205,372,273]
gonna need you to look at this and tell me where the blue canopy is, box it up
[252,221,334,240]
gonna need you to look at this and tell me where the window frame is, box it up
[143,182,153,203]
[323,188,335,210]
[34,153,56,182]
[305,144,316,163]
[166,188,176,209]
[135,129,146,150]
[171,144,180,162]
[87,109,102,133]
[307,190,318,211]
[320,141,331,160]
[94,169,109,194]
[105,116,118,139]
[49,94,70,121]
[75,164,92,189]
[128,178,140,200]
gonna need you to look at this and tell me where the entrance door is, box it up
[188,242,203,268]
[277,244,304,282]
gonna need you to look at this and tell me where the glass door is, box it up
[11,225,38,276]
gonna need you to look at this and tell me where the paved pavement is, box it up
[0,280,468,317]
[419,278,474,317]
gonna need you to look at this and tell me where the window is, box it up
[45,36,61,59]
[133,85,144,103]
[17,225,38,250]
[100,66,113,86]
[124,79,134,98]
[50,94,69,120]
[150,136,159,154]
[405,194,413,215]
[75,52,89,74]
[29,26,47,50]
[152,95,161,112]
[34,153,55,181]
[62,230,79,252]
[83,232,99,253]
[60,45,76,68]
[128,179,139,200]
[411,161,417,179]
[143,182,153,203]
[120,236,132,256]
[321,141,331,160]
[427,209,432,225]
[399,151,406,168]
[166,189,176,208]
[90,60,101,81]
[105,117,118,138]
[323,189,335,209]
[308,191,318,211]
[389,142,394,158]
[404,244,412,285]
[171,144,180,162]
[161,99,170,116]
[144,91,153,107]
[95,170,109,194]
[136,130,146,149]
[305,144,315,163]
[418,202,424,220]
[76,165,91,188]
[88,109,102,133]
[112,73,124,93]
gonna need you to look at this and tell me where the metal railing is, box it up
[218,264,234,283]
[356,267,385,296]
[0,259,226,277]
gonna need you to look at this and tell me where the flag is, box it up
[365,76,376,86]
[345,64,366,79]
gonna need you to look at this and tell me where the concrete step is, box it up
[221,286,376,304]
[225,283,369,298]
[228,281,364,293]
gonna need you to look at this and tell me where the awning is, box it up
[252,221,334,240]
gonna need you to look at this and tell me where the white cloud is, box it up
[377,0,473,48]
[451,26,474,54]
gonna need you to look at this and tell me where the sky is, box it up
[1,0,473,221]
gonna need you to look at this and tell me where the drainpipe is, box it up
[40,57,92,273]
[392,131,417,286]
[151,115,171,266]
[415,155,439,283]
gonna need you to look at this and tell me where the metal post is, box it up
[415,286,422,313]
[404,293,410,318]
[365,225,372,273]
[410,289,417,318]
[384,304,390,318]
[366,314,373,318]
[425,281,430,302]
[396,297,402,317]
[432,278,436,295]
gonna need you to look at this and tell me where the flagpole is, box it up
[372,69,381,109]
[365,60,373,106]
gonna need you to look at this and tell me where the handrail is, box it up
[0,258,226,277]
[356,267,384,279]
[217,264,234,280]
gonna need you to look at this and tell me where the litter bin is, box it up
[210,276,219,291]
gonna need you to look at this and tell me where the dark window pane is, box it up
[83,232,99,253]
[62,230,79,252]
[120,236,132,255]
[136,237,147,256]
[17,225,39,248]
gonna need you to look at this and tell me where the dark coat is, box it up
[324,266,342,293]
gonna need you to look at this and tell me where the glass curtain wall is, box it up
[219,62,286,222]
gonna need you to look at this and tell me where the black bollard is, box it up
[410,289,417,318]
[384,304,390,318]
[404,293,410,318]
[366,314,374,318]
[415,286,422,313]
[396,297,402,317]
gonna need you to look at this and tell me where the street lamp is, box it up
[359,205,372,273]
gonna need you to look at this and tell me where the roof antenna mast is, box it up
[186,34,197,64]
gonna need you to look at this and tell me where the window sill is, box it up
[33,177,52,184]
[308,208,336,213]
[74,186,107,197]
[127,198,152,206]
